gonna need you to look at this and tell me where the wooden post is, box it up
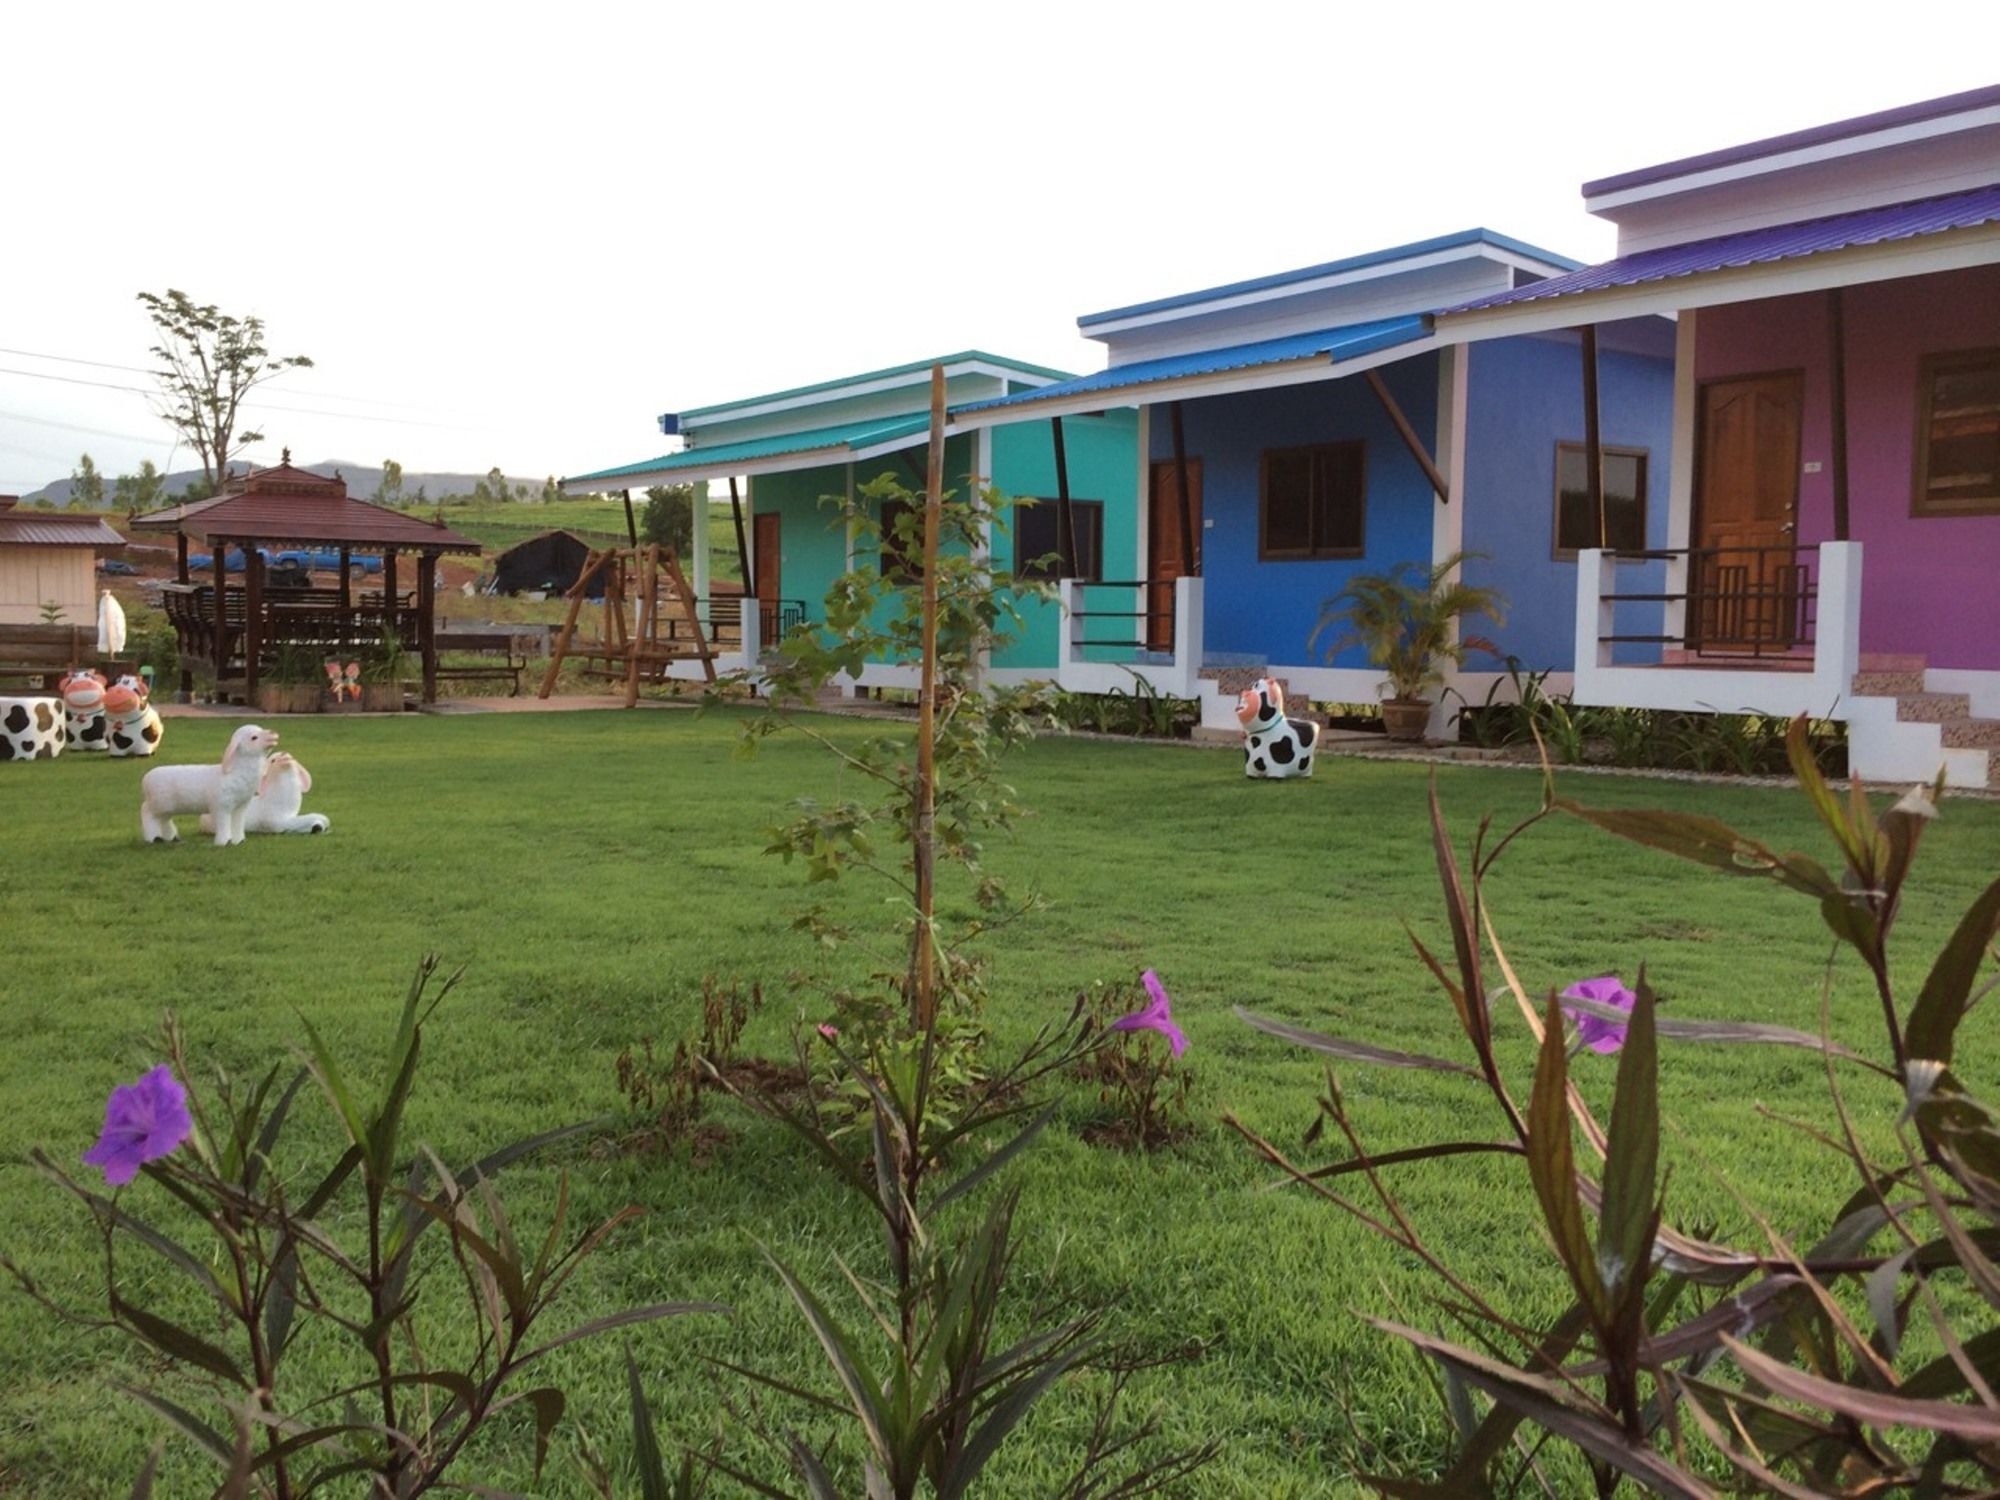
[383,549,399,644]
[1170,401,1196,574]
[1581,325,1606,549]
[417,551,437,704]
[912,365,945,1033]
[624,545,656,709]
[539,548,610,698]
[1363,369,1451,504]
[244,547,263,699]
[622,489,638,547]
[212,543,227,691]
[1051,416,1076,578]
[1828,288,1851,543]
[177,530,193,696]
[338,546,353,649]
[729,476,754,596]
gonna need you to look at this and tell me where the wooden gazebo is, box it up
[133,457,482,703]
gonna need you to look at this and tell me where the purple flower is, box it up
[82,1065,192,1186]
[1111,970,1188,1057]
[1561,975,1636,1055]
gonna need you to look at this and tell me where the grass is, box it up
[1,711,1995,1495]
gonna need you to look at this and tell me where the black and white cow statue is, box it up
[59,669,110,752]
[104,675,164,757]
[1236,677,1318,779]
[0,696,65,761]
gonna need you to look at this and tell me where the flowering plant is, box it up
[1229,719,2000,1494]
[7,959,720,1496]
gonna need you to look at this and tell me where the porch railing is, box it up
[1058,576,1204,697]
[1590,545,1820,661]
[161,583,419,676]
[1573,542,1861,718]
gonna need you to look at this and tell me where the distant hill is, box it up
[22,460,547,508]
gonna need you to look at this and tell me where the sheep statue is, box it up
[103,675,163,758]
[139,723,282,846]
[198,751,328,836]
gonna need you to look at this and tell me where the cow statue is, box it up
[1236,677,1318,779]
[0,696,65,761]
[59,669,110,752]
[104,674,164,758]
[198,751,328,836]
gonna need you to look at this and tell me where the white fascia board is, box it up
[561,443,859,493]
[1584,104,2000,214]
[1435,225,2000,346]
[849,429,936,463]
[1077,246,1546,340]
[682,359,1059,431]
[950,336,1445,429]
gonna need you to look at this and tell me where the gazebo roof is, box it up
[132,460,482,554]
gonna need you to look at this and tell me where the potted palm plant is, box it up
[1313,552,1505,742]
[361,629,412,712]
[255,644,322,714]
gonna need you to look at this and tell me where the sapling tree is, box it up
[665,368,1213,1496]
[137,290,312,493]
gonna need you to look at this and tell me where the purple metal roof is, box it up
[1584,84,2000,199]
[1442,184,2000,318]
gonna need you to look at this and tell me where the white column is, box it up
[1664,309,1699,646]
[1813,541,1863,704]
[690,478,710,611]
[1058,577,1081,692]
[737,593,761,681]
[1173,575,1204,696]
[1428,344,1471,738]
[1574,548,1612,700]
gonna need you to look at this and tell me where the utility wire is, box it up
[0,365,496,431]
[0,344,476,413]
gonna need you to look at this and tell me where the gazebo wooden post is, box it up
[417,550,437,704]
[383,549,399,645]
[177,531,193,697]
[212,543,228,694]
[338,546,353,648]
[244,548,263,699]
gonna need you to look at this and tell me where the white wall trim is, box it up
[1584,105,2000,215]
[679,357,1060,429]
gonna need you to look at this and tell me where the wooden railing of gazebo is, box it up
[161,583,418,683]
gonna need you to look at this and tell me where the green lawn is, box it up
[1,712,1993,1496]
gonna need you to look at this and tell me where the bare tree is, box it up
[136,289,312,491]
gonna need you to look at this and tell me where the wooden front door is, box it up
[753,512,781,646]
[1693,373,1804,652]
[1146,458,1202,653]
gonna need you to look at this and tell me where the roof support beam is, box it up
[1581,325,1607,548]
[729,477,754,598]
[1828,288,1852,542]
[1169,401,1197,576]
[1051,417,1077,578]
[1362,369,1451,504]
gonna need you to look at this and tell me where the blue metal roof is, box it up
[1443,184,2000,317]
[565,413,928,487]
[1077,229,1584,328]
[953,316,1430,416]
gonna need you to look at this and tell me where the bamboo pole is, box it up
[911,364,945,1033]
[1828,288,1851,543]
[1052,416,1076,578]
[1581,325,1606,549]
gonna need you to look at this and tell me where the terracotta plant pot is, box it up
[1380,698,1432,742]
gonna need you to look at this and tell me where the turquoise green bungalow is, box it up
[562,352,1137,691]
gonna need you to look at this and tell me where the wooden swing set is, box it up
[537,543,717,706]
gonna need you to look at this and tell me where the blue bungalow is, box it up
[561,351,1137,690]
[952,230,1677,733]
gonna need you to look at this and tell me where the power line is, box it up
[0,408,173,445]
[0,344,475,413]
[0,364,498,431]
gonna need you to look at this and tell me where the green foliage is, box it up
[137,289,311,491]
[69,452,106,509]
[614,977,764,1154]
[374,458,404,506]
[1072,980,1198,1149]
[364,627,413,684]
[1313,550,1505,703]
[1043,672,1199,740]
[37,599,65,625]
[641,484,695,555]
[6,959,720,1496]
[1235,721,2000,1493]
[112,459,167,514]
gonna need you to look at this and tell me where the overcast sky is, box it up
[5,2,1992,494]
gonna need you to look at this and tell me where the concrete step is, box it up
[1897,692,1974,724]
[1201,668,1288,700]
[1852,671,1927,696]
[1860,652,1928,673]
[1941,718,2000,751]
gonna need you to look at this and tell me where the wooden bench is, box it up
[432,630,539,696]
[0,625,136,690]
